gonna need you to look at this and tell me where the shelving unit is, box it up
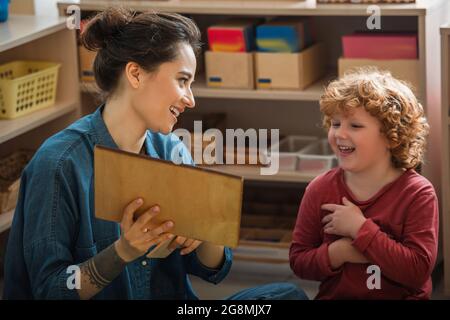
[0,101,78,144]
[440,24,450,297]
[57,0,449,271]
[0,14,80,235]
[56,0,439,16]
[58,0,448,185]
[202,165,316,183]
[82,73,335,102]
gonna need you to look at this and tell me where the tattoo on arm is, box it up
[79,243,127,294]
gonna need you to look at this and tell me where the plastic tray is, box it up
[297,139,337,173]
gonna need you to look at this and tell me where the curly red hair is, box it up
[319,68,429,169]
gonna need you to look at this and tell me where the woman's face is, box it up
[132,42,197,134]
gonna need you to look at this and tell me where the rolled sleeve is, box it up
[317,242,344,277]
[184,247,232,284]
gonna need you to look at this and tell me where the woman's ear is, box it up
[125,62,141,89]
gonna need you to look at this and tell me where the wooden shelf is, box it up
[0,15,67,53]
[0,101,78,144]
[82,73,333,101]
[0,209,14,234]
[193,73,333,101]
[201,165,317,183]
[57,0,435,16]
[80,81,100,94]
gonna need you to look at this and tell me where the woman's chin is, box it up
[161,125,174,135]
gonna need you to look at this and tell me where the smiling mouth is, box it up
[169,106,180,118]
[338,145,355,154]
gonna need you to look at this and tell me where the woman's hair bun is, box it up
[80,7,134,51]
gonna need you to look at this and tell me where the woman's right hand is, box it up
[114,198,175,263]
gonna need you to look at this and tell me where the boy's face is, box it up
[328,107,392,173]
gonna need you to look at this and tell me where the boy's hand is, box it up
[328,237,370,269]
[321,197,367,239]
[168,236,203,255]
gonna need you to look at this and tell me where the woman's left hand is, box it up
[168,236,203,255]
[321,197,367,239]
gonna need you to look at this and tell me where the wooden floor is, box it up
[0,261,447,299]
[190,260,449,300]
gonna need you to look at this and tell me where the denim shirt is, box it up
[3,106,232,300]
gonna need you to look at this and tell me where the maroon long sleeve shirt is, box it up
[289,167,439,299]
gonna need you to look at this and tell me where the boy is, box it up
[289,69,439,299]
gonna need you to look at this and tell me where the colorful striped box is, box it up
[207,18,260,52]
[256,17,315,53]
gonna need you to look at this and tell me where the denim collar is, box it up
[90,104,120,150]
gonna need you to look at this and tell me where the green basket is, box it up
[0,61,61,119]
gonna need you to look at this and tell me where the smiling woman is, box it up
[3,7,306,301]
[80,8,200,140]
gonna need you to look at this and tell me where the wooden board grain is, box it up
[94,145,243,248]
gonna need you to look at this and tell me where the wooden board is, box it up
[94,145,243,248]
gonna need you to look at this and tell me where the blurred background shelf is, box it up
[0,15,66,52]
[57,0,434,16]
[0,210,14,234]
[0,102,77,144]
[81,73,334,102]
[202,165,317,183]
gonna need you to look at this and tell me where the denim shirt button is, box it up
[141,260,148,266]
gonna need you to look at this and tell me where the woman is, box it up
[3,8,307,300]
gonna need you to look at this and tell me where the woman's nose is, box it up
[183,88,195,109]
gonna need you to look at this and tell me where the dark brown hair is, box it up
[80,7,201,95]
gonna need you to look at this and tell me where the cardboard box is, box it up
[338,57,420,93]
[255,42,326,90]
[78,45,97,82]
[205,51,254,89]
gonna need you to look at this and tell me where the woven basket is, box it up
[0,150,34,214]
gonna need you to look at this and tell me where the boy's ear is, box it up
[387,139,401,149]
[381,130,400,150]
